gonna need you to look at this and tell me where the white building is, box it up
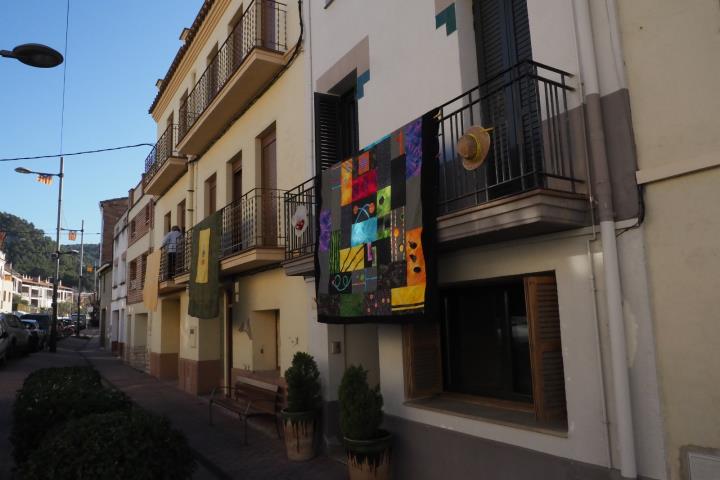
[17,275,74,310]
[110,208,129,358]
[0,251,13,313]
[298,1,665,479]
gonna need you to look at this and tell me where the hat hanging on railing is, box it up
[457,125,492,171]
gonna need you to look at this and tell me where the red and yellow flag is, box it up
[68,231,77,241]
[37,174,53,185]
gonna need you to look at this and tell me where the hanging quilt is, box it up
[315,111,439,323]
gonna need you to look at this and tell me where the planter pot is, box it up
[344,431,392,480]
[281,409,316,461]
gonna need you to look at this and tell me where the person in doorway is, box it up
[161,226,183,277]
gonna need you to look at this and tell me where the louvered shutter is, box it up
[525,275,567,422]
[402,322,443,399]
[314,92,341,173]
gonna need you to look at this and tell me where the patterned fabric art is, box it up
[315,112,439,323]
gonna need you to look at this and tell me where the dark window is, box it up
[403,273,567,424]
[314,74,359,173]
[441,278,532,402]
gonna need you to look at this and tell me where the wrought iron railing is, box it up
[284,177,315,259]
[220,188,286,258]
[143,124,179,186]
[178,0,288,140]
[159,245,172,282]
[437,60,582,215]
[175,228,192,276]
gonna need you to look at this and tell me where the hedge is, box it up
[19,409,197,480]
[11,367,131,465]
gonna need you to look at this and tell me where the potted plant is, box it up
[339,365,392,480]
[282,352,322,461]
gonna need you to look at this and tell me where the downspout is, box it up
[572,1,637,478]
[186,155,197,227]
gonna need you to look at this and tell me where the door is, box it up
[261,129,277,246]
[231,158,244,250]
[472,0,540,198]
[225,288,234,390]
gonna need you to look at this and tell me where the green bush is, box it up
[11,367,131,465]
[19,409,197,480]
[338,365,383,440]
[284,352,322,413]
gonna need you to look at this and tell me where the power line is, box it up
[0,143,155,162]
[59,0,70,153]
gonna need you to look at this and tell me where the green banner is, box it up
[188,212,221,319]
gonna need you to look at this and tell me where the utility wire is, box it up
[59,0,70,153]
[0,143,155,162]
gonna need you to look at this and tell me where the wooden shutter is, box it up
[314,92,341,173]
[402,322,443,399]
[525,275,567,422]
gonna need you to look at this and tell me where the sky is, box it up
[0,1,203,245]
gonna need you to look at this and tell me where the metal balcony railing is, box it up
[284,177,315,260]
[178,0,288,140]
[437,60,582,215]
[143,124,179,185]
[221,188,286,258]
[175,228,192,277]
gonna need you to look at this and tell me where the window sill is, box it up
[405,394,567,438]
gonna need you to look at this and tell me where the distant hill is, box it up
[0,211,99,291]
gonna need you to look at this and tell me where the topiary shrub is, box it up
[11,367,131,465]
[19,409,197,480]
[284,352,321,413]
[338,365,383,440]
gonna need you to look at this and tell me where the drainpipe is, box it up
[186,155,197,226]
[572,0,637,478]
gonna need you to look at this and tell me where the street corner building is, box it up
[102,0,720,479]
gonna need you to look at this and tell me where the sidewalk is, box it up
[79,334,346,480]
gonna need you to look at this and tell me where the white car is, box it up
[0,313,31,357]
[0,316,10,364]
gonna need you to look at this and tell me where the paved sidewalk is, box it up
[79,335,346,480]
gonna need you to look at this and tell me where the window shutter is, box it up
[314,92,341,173]
[402,322,443,399]
[525,275,567,422]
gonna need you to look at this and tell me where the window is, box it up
[177,200,186,231]
[314,73,359,172]
[130,220,136,238]
[164,212,171,235]
[129,260,137,288]
[205,173,217,217]
[145,204,151,225]
[140,253,148,289]
[403,273,566,425]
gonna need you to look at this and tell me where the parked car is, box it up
[0,313,31,357]
[70,313,87,331]
[0,317,11,364]
[20,313,51,349]
[20,319,42,352]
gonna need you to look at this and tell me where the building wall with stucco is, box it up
[619,1,720,478]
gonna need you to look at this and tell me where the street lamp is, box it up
[1,43,63,68]
[15,164,65,352]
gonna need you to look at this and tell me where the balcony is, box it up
[220,188,286,274]
[173,229,192,285]
[158,245,185,294]
[177,0,288,155]
[282,178,315,276]
[435,60,588,246]
[143,124,186,196]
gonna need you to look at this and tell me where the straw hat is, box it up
[457,126,492,171]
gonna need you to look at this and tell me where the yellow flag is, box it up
[195,228,211,284]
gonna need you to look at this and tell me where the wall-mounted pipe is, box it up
[572,0,638,478]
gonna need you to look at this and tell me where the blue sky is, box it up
[0,1,202,245]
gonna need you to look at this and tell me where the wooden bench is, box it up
[209,376,283,444]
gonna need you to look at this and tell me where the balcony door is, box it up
[261,129,277,246]
[262,1,277,50]
[472,0,541,198]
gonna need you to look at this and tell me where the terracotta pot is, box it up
[281,409,316,461]
[345,431,392,480]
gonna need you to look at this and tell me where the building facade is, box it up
[618,1,720,479]
[0,251,13,313]
[295,1,666,479]
[98,197,129,350]
[143,0,308,397]
[125,181,154,371]
[110,207,129,358]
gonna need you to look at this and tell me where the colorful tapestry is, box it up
[188,211,221,319]
[315,111,439,323]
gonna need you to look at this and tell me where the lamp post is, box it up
[1,43,63,68]
[15,163,65,352]
[75,221,84,337]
